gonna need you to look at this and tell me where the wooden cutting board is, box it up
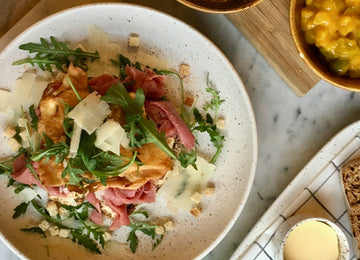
[226,0,321,96]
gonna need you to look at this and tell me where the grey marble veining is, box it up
[3,0,360,259]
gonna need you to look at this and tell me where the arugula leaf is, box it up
[30,199,103,254]
[131,210,149,218]
[26,158,41,182]
[178,149,197,169]
[138,119,176,160]
[203,76,224,120]
[91,151,138,177]
[29,105,39,131]
[193,108,224,163]
[111,54,142,79]
[13,36,100,72]
[127,223,163,253]
[14,183,32,194]
[62,161,85,185]
[71,229,101,254]
[13,202,30,219]
[31,133,69,164]
[21,227,45,235]
[101,83,177,160]
[0,161,13,176]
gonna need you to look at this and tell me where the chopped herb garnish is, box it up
[178,149,198,169]
[21,227,45,235]
[29,104,39,131]
[192,108,224,164]
[31,133,69,164]
[111,54,142,79]
[12,36,99,72]
[13,201,30,219]
[127,223,164,253]
[203,75,224,121]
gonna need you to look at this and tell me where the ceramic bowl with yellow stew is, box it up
[289,0,360,91]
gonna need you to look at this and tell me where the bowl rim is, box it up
[289,0,360,92]
[176,0,263,13]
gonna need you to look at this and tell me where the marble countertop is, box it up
[2,0,360,259]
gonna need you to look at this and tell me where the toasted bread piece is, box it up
[341,159,360,257]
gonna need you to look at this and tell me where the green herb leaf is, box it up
[178,149,197,169]
[71,229,101,254]
[192,108,224,163]
[29,105,39,131]
[127,223,163,253]
[14,183,31,194]
[13,36,100,72]
[131,210,149,218]
[31,133,69,164]
[21,226,45,235]
[62,161,85,185]
[111,54,141,79]
[101,83,177,160]
[13,202,30,219]
[203,75,224,121]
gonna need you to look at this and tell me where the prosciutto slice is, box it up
[11,155,43,188]
[145,101,195,150]
[125,66,166,99]
[87,181,157,230]
[87,192,103,225]
[88,73,120,95]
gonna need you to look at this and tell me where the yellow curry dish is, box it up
[301,0,360,77]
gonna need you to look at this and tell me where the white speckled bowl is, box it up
[0,3,257,260]
[274,216,350,260]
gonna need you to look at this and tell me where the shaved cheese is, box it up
[67,91,110,134]
[68,122,82,158]
[159,157,216,213]
[0,72,49,121]
[95,119,129,155]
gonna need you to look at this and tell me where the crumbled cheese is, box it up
[190,206,202,217]
[164,220,175,231]
[46,201,58,217]
[7,138,21,152]
[95,119,129,155]
[68,122,82,158]
[103,231,112,242]
[39,220,51,232]
[3,126,16,138]
[204,186,215,196]
[179,63,190,77]
[49,226,60,236]
[59,228,70,238]
[190,192,202,203]
[128,34,140,47]
[216,118,225,129]
[155,226,165,235]
[67,91,111,134]
[17,118,28,128]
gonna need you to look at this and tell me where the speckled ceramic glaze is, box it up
[0,3,257,260]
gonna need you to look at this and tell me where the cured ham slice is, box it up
[88,73,120,95]
[145,101,195,150]
[125,66,166,99]
[87,181,156,229]
[87,192,103,225]
[11,155,43,188]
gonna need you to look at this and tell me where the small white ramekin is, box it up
[274,216,350,260]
